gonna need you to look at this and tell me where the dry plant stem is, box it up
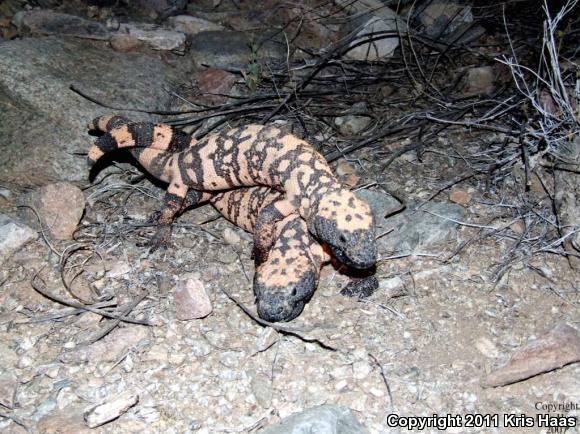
[83,290,150,345]
[555,145,580,268]
[368,352,395,414]
[423,173,476,203]
[16,205,61,258]
[262,30,407,123]
[70,84,207,116]
[0,411,29,431]
[60,245,103,304]
[496,0,580,265]
[9,300,118,325]
[31,272,154,326]
[221,288,337,351]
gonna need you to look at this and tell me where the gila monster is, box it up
[87,114,377,270]
[210,186,378,322]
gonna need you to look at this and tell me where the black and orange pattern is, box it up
[87,114,377,270]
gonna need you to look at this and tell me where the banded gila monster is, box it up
[210,186,378,322]
[87,115,377,270]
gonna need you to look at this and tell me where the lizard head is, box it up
[254,270,316,322]
[253,217,320,322]
[312,190,376,270]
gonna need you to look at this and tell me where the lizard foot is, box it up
[340,275,379,299]
[138,225,173,252]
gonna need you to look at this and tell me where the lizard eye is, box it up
[339,234,347,244]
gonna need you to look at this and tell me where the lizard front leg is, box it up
[339,265,378,298]
[253,199,295,266]
[147,181,189,251]
[340,275,379,298]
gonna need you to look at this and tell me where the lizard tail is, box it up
[87,118,193,167]
[87,114,132,133]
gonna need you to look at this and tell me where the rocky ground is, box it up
[1,0,579,433]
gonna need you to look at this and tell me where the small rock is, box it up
[336,161,360,187]
[219,351,242,368]
[510,220,525,234]
[344,173,361,188]
[168,15,223,35]
[0,16,16,39]
[331,366,350,380]
[378,276,404,292]
[123,354,134,373]
[174,277,213,320]
[0,214,37,265]
[56,386,78,409]
[189,337,211,358]
[105,17,120,31]
[143,343,170,363]
[75,312,103,330]
[418,2,473,39]
[105,260,131,278]
[334,380,349,392]
[0,340,18,372]
[0,187,11,200]
[335,161,356,178]
[281,7,338,51]
[345,14,399,61]
[379,84,395,98]
[449,189,472,205]
[84,391,139,428]
[168,353,186,366]
[261,405,370,434]
[110,33,142,52]
[0,371,18,409]
[352,360,372,380]
[20,182,85,240]
[45,365,61,379]
[463,66,495,96]
[135,405,160,424]
[250,373,273,409]
[474,337,500,358]
[117,23,186,54]
[222,227,241,246]
[335,115,371,136]
[197,68,238,104]
[14,10,110,40]
[256,327,280,353]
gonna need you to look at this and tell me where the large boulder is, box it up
[0,37,186,186]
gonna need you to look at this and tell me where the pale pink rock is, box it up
[485,323,580,387]
[174,277,213,320]
[197,68,237,104]
[32,182,85,240]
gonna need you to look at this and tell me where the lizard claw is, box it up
[251,245,269,266]
[138,225,173,252]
